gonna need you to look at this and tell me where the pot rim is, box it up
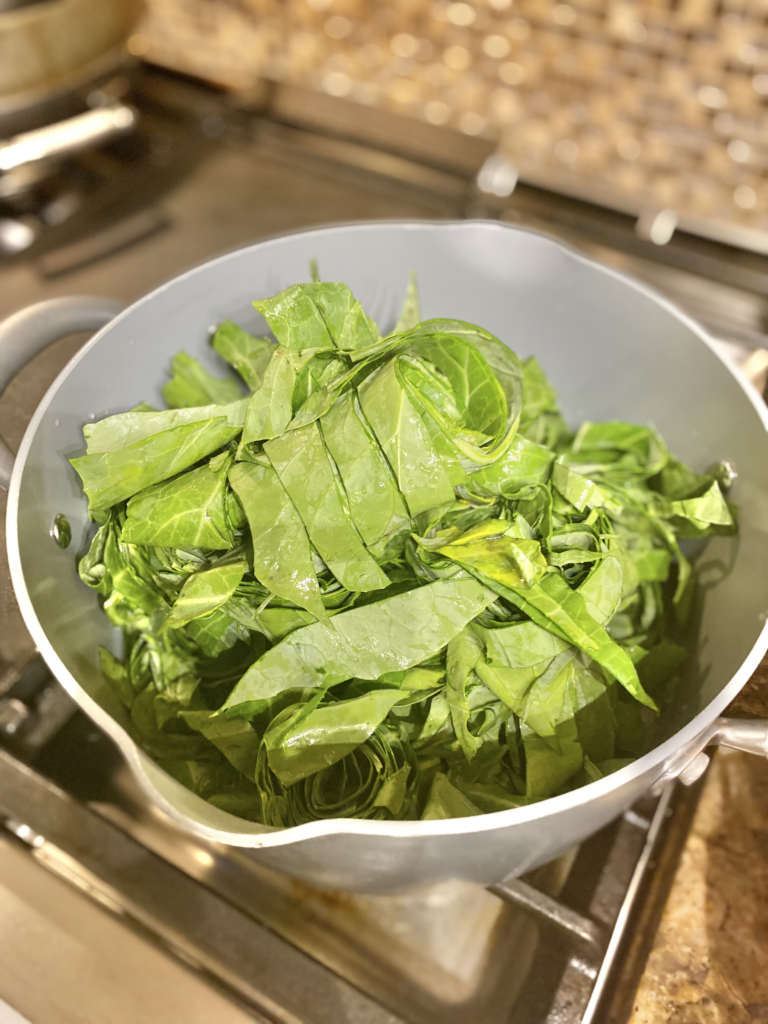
[8,218,768,847]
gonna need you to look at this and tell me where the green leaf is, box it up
[409,333,506,437]
[669,480,734,528]
[358,359,455,516]
[522,720,583,800]
[551,460,616,513]
[520,651,576,737]
[393,271,420,334]
[182,710,259,777]
[223,577,495,711]
[254,283,380,351]
[422,772,483,819]
[467,435,554,496]
[84,398,249,455]
[520,356,559,422]
[165,560,246,629]
[637,642,687,700]
[122,454,236,550]
[99,647,135,710]
[212,321,275,391]
[71,417,242,510]
[579,555,623,625]
[78,523,110,593]
[241,347,318,444]
[430,519,548,590]
[104,522,167,614]
[226,599,319,642]
[264,689,403,785]
[478,620,571,668]
[187,608,244,657]
[265,421,390,592]
[320,390,410,551]
[445,626,485,760]
[163,351,243,408]
[412,320,523,427]
[469,568,656,711]
[129,684,214,761]
[568,657,615,764]
[229,461,327,622]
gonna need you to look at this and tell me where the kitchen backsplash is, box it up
[132,0,768,242]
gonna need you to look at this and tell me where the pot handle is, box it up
[0,296,124,490]
[654,715,768,790]
[711,717,768,757]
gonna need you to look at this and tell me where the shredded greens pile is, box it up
[71,271,736,825]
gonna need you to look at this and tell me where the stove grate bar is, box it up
[489,878,606,950]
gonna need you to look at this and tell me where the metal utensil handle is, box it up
[0,105,136,173]
[712,716,768,756]
[0,295,124,489]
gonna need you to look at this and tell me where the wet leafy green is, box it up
[163,351,244,408]
[166,560,247,630]
[223,577,495,710]
[265,421,390,592]
[212,321,275,391]
[122,453,236,550]
[241,347,318,444]
[229,460,327,622]
[72,418,241,510]
[319,390,410,551]
[71,270,734,826]
[84,398,249,455]
[358,359,455,516]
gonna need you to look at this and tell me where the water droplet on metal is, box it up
[52,513,71,549]
[54,418,60,427]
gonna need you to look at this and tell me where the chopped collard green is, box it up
[72,271,736,826]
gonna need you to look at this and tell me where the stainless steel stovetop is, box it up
[0,62,765,1024]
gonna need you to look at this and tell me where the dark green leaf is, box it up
[223,577,495,710]
[229,461,327,621]
[320,390,410,552]
[358,359,455,516]
[265,421,390,592]
[265,689,403,785]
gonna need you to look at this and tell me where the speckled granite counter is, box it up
[629,661,768,1024]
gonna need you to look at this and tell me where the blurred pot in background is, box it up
[0,0,142,136]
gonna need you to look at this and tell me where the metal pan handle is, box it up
[654,715,768,791]
[0,296,124,489]
[712,717,768,757]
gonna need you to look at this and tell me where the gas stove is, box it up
[0,652,704,1024]
[0,61,765,1024]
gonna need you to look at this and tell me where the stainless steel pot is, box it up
[3,221,768,894]
[0,0,142,131]
[0,0,141,197]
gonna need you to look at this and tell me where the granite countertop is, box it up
[628,660,768,1024]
